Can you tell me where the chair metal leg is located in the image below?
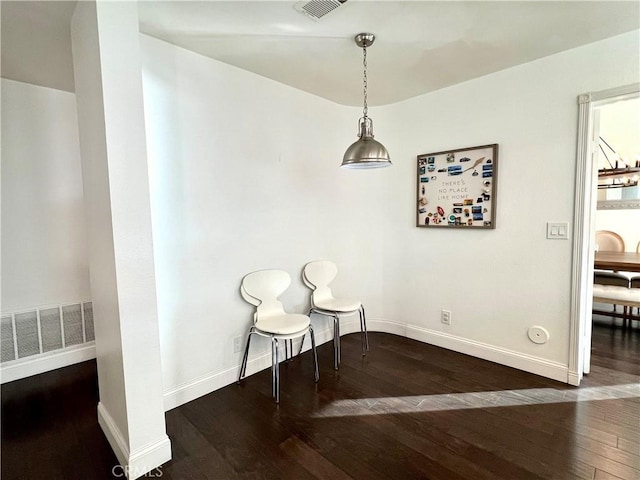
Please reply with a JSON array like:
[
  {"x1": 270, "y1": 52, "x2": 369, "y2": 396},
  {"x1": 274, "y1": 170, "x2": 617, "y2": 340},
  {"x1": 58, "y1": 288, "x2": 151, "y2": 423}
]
[
  {"x1": 359, "y1": 307, "x2": 365, "y2": 355},
  {"x1": 297, "y1": 334, "x2": 305, "y2": 356},
  {"x1": 309, "y1": 326, "x2": 319, "y2": 382},
  {"x1": 288, "y1": 339, "x2": 293, "y2": 362},
  {"x1": 275, "y1": 340, "x2": 280, "y2": 403},
  {"x1": 238, "y1": 327, "x2": 255, "y2": 383},
  {"x1": 271, "y1": 337, "x2": 276, "y2": 397},
  {"x1": 358, "y1": 306, "x2": 369, "y2": 357},
  {"x1": 271, "y1": 337, "x2": 280, "y2": 403},
  {"x1": 333, "y1": 314, "x2": 340, "y2": 370},
  {"x1": 361, "y1": 305, "x2": 369, "y2": 352}
]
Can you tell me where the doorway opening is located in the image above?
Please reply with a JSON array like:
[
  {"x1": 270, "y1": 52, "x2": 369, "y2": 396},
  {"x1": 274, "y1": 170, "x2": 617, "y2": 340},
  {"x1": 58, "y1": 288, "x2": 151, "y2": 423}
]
[{"x1": 570, "y1": 83, "x2": 640, "y2": 385}]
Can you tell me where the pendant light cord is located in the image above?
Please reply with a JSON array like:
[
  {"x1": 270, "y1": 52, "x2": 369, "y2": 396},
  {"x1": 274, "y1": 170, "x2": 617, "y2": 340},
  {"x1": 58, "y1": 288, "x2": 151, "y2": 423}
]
[{"x1": 362, "y1": 46, "x2": 368, "y2": 118}]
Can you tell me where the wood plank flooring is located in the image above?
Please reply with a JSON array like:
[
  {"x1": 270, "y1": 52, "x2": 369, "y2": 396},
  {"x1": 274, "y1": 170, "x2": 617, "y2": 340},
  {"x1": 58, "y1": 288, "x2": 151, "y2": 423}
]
[{"x1": 2, "y1": 320, "x2": 639, "y2": 479}]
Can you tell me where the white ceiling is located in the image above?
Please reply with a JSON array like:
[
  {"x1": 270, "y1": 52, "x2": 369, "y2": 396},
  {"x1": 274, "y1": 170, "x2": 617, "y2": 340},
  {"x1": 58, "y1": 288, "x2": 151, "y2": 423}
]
[
  {"x1": 2, "y1": 1, "x2": 639, "y2": 106},
  {"x1": 1, "y1": 1, "x2": 78, "y2": 93}
]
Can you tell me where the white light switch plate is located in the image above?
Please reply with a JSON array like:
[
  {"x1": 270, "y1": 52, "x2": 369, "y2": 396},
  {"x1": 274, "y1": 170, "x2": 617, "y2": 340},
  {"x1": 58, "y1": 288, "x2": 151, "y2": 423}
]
[{"x1": 547, "y1": 222, "x2": 569, "y2": 240}]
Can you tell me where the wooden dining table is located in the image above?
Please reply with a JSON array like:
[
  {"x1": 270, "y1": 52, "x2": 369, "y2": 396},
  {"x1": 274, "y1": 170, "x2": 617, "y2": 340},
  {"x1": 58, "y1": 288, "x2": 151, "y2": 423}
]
[{"x1": 595, "y1": 251, "x2": 640, "y2": 273}]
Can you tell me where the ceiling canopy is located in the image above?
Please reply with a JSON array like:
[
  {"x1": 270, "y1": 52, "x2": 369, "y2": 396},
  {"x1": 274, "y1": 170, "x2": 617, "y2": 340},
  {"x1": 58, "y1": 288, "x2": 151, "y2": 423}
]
[{"x1": 2, "y1": 1, "x2": 639, "y2": 106}]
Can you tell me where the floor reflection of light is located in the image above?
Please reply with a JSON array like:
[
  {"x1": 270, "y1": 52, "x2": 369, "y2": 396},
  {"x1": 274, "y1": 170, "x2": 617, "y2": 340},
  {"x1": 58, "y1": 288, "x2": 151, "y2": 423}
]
[{"x1": 312, "y1": 384, "x2": 640, "y2": 418}]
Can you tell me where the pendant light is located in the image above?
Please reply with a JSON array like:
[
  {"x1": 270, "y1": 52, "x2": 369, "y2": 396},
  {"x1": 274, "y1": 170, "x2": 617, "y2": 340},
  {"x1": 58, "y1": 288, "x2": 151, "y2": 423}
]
[{"x1": 341, "y1": 33, "x2": 392, "y2": 169}]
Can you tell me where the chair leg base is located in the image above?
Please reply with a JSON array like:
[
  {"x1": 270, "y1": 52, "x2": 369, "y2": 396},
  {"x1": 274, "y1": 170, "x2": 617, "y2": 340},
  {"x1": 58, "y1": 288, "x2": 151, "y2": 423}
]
[
  {"x1": 238, "y1": 328, "x2": 256, "y2": 384},
  {"x1": 310, "y1": 326, "x2": 319, "y2": 382},
  {"x1": 240, "y1": 328, "x2": 318, "y2": 405},
  {"x1": 360, "y1": 305, "x2": 369, "y2": 355},
  {"x1": 337, "y1": 315, "x2": 341, "y2": 369},
  {"x1": 272, "y1": 337, "x2": 280, "y2": 403},
  {"x1": 310, "y1": 306, "x2": 369, "y2": 371}
]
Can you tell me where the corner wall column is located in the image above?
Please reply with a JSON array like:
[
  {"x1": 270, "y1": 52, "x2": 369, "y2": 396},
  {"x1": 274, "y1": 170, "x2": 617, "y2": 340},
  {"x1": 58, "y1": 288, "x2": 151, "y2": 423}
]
[{"x1": 70, "y1": 1, "x2": 171, "y2": 477}]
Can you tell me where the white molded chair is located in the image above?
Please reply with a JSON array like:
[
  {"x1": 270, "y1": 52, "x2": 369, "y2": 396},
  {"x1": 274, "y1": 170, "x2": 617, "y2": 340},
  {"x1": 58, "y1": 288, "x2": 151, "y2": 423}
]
[
  {"x1": 302, "y1": 260, "x2": 368, "y2": 370},
  {"x1": 238, "y1": 270, "x2": 319, "y2": 403}
]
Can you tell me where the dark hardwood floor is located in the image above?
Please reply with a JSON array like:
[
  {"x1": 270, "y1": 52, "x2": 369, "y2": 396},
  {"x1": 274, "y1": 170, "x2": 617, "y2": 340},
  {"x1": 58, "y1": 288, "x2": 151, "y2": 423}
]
[{"x1": 2, "y1": 320, "x2": 639, "y2": 479}]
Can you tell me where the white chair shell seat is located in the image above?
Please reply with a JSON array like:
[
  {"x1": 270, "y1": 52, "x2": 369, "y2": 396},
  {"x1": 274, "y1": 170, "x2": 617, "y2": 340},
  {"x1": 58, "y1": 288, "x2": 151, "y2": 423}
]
[
  {"x1": 313, "y1": 298, "x2": 361, "y2": 312},
  {"x1": 255, "y1": 314, "x2": 310, "y2": 336},
  {"x1": 238, "y1": 269, "x2": 319, "y2": 403},
  {"x1": 303, "y1": 260, "x2": 369, "y2": 370}
]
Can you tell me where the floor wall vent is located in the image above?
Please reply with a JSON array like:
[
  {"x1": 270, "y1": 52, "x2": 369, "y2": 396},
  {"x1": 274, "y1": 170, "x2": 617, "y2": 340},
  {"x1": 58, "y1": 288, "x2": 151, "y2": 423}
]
[{"x1": 1, "y1": 302, "x2": 94, "y2": 364}]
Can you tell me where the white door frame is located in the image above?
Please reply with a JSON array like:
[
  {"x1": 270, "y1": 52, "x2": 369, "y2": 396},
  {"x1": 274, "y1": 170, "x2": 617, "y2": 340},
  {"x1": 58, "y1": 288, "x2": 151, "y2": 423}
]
[{"x1": 568, "y1": 82, "x2": 640, "y2": 386}]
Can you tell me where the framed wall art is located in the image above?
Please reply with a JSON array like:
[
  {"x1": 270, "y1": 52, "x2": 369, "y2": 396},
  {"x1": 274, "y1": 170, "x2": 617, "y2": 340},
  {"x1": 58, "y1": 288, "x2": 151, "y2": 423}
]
[{"x1": 417, "y1": 144, "x2": 498, "y2": 229}]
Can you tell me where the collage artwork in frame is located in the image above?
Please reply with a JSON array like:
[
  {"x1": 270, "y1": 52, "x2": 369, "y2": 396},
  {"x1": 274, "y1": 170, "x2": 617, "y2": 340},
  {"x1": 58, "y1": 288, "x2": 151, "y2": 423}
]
[{"x1": 417, "y1": 144, "x2": 498, "y2": 229}]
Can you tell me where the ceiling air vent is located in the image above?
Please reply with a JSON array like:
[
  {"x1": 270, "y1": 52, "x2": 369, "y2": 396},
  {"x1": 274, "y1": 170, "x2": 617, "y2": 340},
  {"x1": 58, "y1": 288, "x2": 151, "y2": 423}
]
[{"x1": 295, "y1": 0, "x2": 347, "y2": 21}]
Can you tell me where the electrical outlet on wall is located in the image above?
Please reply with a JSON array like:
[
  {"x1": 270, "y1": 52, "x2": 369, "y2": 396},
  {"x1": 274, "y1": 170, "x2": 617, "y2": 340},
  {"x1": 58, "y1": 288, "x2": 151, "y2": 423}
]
[
  {"x1": 233, "y1": 336, "x2": 242, "y2": 353},
  {"x1": 441, "y1": 309, "x2": 451, "y2": 325}
]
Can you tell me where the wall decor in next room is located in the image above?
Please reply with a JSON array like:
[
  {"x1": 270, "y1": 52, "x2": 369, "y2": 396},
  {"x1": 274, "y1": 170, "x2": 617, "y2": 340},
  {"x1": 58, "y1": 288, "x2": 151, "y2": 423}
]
[{"x1": 417, "y1": 144, "x2": 498, "y2": 229}]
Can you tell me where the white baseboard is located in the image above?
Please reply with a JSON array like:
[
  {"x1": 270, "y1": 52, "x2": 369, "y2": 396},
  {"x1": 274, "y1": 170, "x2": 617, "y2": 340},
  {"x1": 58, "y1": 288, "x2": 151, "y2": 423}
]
[
  {"x1": 1, "y1": 343, "x2": 96, "y2": 384},
  {"x1": 368, "y1": 318, "x2": 569, "y2": 383},
  {"x1": 98, "y1": 401, "x2": 130, "y2": 467},
  {"x1": 163, "y1": 317, "x2": 569, "y2": 411},
  {"x1": 127, "y1": 437, "x2": 172, "y2": 480},
  {"x1": 567, "y1": 370, "x2": 581, "y2": 386},
  {"x1": 98, "y1": 402, "x2": 172, "y2": 480},
  {"x1": 163, "y1": 320, "x2": 345, "y2": 411}
]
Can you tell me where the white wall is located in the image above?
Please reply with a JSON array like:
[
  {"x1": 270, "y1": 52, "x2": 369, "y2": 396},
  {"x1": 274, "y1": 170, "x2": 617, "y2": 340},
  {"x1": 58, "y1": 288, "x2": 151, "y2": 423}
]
[
  {"x1": 377, "y1": 30, "x2": 640, "y2": 368},
  {"x1": 142, "y1": 30, "x2": 639, "y2": 404},
  {"x1": 140, "y1": 35, "x2": 388, "y2": 406},
  {"x1": 1, "y1": 78, "x2": 89, "y2": 312},
  {"x1": 5, "y1": 27, "x2": 637, "y2": 409}
]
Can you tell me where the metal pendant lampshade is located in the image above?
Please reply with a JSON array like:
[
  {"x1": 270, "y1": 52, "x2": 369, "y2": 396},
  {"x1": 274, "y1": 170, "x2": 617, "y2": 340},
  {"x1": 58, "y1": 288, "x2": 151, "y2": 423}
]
[{"x1": 341, "y1": 33, "x2": 391, "y2": 169}]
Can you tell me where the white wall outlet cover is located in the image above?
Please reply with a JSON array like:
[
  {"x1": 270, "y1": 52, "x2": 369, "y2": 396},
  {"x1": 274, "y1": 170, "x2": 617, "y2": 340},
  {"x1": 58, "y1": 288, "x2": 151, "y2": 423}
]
[{"x1": 527, "y1": 326, "x2": 550, "y2": 344}]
